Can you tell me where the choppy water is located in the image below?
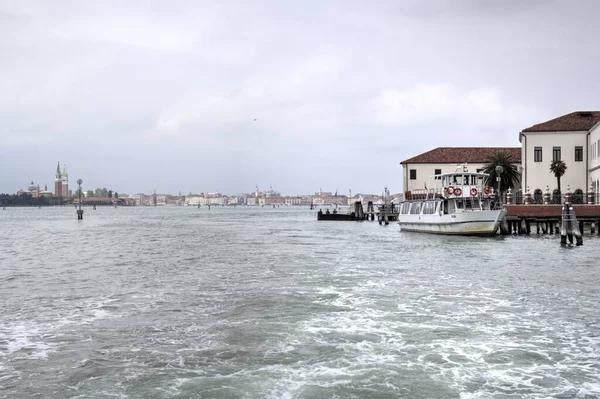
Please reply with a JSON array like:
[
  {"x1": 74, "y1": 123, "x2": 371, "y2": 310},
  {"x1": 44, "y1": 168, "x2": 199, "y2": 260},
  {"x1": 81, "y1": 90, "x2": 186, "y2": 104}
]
[{"x1": 1, "y1": 206, "x2": 599, "y2": 398}]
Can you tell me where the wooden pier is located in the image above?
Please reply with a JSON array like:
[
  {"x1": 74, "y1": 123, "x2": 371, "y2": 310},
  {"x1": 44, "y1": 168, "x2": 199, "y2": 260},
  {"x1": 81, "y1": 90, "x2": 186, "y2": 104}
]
[
  {"x1": 317, "y1": 200, "x2": 399, "y2": 223},
  {"x1": 502, "y1": 204, "x2": 600, "y2": 236}
]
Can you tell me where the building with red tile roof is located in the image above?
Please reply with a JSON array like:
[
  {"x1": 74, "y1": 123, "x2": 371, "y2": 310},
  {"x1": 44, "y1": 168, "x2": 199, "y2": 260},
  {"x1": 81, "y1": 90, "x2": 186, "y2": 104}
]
[
  {"x1": 400, "y1": 147, "x2": 521, "y2": 193},
  {"x1": 519, "y1": 111, "x2": 600, "y2": 195}
]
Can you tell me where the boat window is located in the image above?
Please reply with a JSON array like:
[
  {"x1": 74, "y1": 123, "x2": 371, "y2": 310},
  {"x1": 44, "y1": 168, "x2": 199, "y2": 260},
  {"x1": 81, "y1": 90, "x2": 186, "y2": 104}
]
[
  {"x1": 455, "y1": 199, "x2": 464, "y2": 210},
  {"x1": 402, "y1": 203, "x2": 411, "y2": 214},
  {"x1": 464, "y1": 198, "x2": 472, "y2": 210},
  {"x1": 453, "y1": 175, "x2": 461, "y2": 185},
  {"x1": 470, "y1": 175, "x2": 477, "y2": 185},
  {"x1": 410, "y1": 202, "x2": 422, "y2": 215},
  {"x1": 410, "y1": 202, "x2": 421, "y2": 214},
  {"x1": 435, "y1": 201, "x2": 441, "y2": 213},
  {"x1": 463, "y1": 175, "x2": 469, "y2": 185},
  {"x1": 443, "y1": 200, "x2": 448, "y2": 214},
  {"x1": 472, "y1": 198, "x2": 480, "y2": 210},
  {"x1": 422, "y1": 201, "x2": 436, "y2": 214}
]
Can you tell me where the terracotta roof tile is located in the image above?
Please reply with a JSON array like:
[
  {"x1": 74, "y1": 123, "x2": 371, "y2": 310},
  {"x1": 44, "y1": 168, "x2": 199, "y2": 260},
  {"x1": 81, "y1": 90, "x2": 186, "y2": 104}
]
[
  {"x1": 522, "y1": 111, "x2": 600, "y2": 132},
  {"x1": 401, "y1": 147, "x2": 521, "y2": 164}
]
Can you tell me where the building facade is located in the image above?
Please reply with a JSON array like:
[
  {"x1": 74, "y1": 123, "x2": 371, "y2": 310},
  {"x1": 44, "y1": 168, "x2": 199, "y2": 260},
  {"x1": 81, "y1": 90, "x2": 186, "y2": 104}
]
[
  {"x1": 519, "y1": 111, "x2": 600, "y2": 195},
  {"x1": 400, "y1": 147, "x2": 522, "y2": 194}
]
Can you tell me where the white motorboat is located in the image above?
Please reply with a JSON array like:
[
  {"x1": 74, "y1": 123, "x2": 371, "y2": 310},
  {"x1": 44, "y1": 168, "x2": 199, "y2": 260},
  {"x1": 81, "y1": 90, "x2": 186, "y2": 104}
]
[{"x1": 397, "y1": 165, "x2": 506, "y2": 236}]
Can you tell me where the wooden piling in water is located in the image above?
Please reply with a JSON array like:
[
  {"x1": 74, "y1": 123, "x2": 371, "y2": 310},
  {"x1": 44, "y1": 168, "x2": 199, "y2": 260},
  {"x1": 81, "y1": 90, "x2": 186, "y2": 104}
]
[{"x1": 500, "y1": 218, "x2": 509, "y2": 235}]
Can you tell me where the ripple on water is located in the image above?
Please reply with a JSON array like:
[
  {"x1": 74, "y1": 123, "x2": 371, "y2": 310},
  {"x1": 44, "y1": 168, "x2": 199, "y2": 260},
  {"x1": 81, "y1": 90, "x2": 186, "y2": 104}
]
[{"x1": 1, "y1": 207, "x2": 600, "y2": 398}]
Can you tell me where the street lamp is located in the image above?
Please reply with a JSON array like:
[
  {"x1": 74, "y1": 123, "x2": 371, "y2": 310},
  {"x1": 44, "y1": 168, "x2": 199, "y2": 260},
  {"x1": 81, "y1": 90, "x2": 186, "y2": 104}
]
[{"x1": 495, "y1": 165, "x2": 504, "y2": 204}]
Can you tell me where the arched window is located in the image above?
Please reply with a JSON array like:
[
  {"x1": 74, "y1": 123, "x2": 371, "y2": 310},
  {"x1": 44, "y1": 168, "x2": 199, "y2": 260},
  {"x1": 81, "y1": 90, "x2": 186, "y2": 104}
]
[
  {"x1": 534, "y1": 189, "x2": 543, "y2": 204},
  {"x1": 573, "y1": 189, "x2": 584, "y2": 204},
  {"x1": 552, "y1": 188, "x2": 561, "y2": 204}
]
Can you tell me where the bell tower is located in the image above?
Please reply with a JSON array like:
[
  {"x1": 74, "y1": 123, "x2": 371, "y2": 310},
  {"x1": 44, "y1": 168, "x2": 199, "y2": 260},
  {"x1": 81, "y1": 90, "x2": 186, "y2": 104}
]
[
  {"x1": 62, "y1": 164, "x2": 69, "y2": 197},
  {"x1": 54, "y1": 161, "x2": 63, "y2": 197}
]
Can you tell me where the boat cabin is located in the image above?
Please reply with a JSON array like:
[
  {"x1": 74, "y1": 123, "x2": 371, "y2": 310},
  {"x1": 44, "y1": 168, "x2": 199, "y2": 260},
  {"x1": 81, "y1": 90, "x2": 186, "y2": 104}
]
[{"x1": 406, "y1": 165, "x2": 494, "y2": 201}]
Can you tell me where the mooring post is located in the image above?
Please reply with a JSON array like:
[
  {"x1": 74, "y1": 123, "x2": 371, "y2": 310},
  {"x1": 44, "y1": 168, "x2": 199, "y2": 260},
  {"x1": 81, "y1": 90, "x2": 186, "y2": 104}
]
[
  {"x1": 573, "y1": 208, "x2": 583, "y2": 245},
  {"x1": 367, "y1": 201, "x2": 374, "y2": 221},
  {"x1": 500, "y1": 217, "x2": 508, "y2": 235},
  {"x1": 536, "y1": 222, "x2": 540, "y2": 235},
  {"x1": 591, "y1": 222, "x2": 596, "y2": 235},
  {"x1": 561, "y1": 204, "x2": 570, "y2": 244},
  {"x1": 76, "y1": 179, "x2": 84, "y2": 220}
]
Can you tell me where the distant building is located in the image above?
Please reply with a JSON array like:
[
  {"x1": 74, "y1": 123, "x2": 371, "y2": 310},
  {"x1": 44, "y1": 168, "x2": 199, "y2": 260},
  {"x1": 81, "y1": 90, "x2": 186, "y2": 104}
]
[
  {"x1": 264, "y1": 185, "x2": 280, "y2": 197},
  {"x1": 284, "y1": 196, "x2": 303, "y2": 205},
  {"x1": 185, "y1": 195, "x2": 202, "y2": 206},
  {"x1": 264, "y1": 196, "x2": 285, "y2": 205},
  {"x1": 17, "y1": 181, "x2": 52, "y2": 198}
]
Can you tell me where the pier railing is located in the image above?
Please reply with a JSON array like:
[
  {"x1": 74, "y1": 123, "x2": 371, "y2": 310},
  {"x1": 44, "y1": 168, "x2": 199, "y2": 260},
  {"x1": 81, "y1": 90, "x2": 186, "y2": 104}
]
[
  {"x1": 403, "y1": 190, "x2": 600, "y2": 205},
  {"x1": 504, "y1": 191, "x2": 600, "y2": 205}
]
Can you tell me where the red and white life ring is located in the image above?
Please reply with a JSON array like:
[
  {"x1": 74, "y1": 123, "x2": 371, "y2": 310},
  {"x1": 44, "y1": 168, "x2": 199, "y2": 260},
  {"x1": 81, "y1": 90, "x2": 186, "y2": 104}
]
[
  {"x1": 483, "y1": 186, "x2": 492, "y2": 195},
  {"x1": 470, "y1": 187, "x2": 478, "y2": 196},
  {"x1": 454, "y1": 187, "x2": 463, "y2": 196},
  {"x1": 446, "y1": 186, "x2": 455, "y2": 196}
]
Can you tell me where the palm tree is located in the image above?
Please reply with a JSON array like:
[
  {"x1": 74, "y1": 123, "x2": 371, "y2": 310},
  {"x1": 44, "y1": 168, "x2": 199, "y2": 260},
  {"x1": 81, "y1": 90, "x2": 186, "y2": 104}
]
[
  {"x1": 550, "y1": 159, "x2": 567, "y2": 194},
  {"x1": 483, "y1": 151, "x2": 521, "y2": 195}
]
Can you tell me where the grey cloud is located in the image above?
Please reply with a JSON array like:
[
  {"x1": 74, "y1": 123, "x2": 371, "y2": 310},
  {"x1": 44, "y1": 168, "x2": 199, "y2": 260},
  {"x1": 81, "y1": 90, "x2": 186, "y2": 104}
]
[{"x1": 1, "y1": 0, "x2": 600, "y2": 195}]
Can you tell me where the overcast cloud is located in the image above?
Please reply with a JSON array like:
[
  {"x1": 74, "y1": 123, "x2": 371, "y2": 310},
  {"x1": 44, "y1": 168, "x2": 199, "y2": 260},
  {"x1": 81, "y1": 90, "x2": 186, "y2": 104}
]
[{"x1": 1, "y1": 0, "x2": 599, "y2": 195}]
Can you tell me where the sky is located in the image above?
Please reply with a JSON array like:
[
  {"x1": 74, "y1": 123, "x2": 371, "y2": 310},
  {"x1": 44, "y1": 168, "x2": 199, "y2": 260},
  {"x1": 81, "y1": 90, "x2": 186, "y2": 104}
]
[{"x1": 2, "y1": 0, "x2": 600, "y2": 196}]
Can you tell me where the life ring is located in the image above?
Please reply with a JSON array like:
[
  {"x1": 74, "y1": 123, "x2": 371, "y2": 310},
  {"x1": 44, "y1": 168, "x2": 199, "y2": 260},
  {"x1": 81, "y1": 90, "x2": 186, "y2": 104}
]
[
  {"x1": 454, "y1": 187, "x2": 463, "y2": 196},
  {"x1": 483, "y1": 186, "x2": 492, "y2": 195},
  {"x1": 470, "y1": 187, "x2": 478, "y2": 196},
  {"x1": 446, "y1": 186, "x2": 454, "y2": 196}
]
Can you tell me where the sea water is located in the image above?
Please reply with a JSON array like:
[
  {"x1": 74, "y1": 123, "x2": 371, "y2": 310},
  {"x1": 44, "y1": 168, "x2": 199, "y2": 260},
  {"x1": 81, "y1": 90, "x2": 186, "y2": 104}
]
[{"x1": 1, "y1": 206, "x2": 599, "y2": 398}]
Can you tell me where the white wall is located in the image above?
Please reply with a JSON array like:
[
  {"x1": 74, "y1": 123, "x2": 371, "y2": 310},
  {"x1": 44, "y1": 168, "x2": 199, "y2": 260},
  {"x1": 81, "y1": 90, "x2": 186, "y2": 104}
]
[
  {"x1": 589, "y1": 124, "x2": 600, "y2": 193},
  {"x1": 521, "y1": 131, "x2": 587, "y2": 192}
]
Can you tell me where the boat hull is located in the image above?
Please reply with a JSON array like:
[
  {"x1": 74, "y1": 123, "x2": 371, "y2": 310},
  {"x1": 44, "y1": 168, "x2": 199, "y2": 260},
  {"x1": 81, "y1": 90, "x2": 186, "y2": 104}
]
[{"x1": 398, "y1": 210, "x2": 506, "y2": 236}]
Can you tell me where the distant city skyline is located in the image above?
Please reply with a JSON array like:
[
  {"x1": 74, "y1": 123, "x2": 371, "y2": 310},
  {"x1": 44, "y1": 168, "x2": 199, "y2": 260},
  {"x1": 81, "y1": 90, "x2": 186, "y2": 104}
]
[
  {"x1": 2, "y1": 1, "x2": 600, "y2": 194},
  {"x1": 7, "y1": 161, "x2": 386, "y2": 197}
]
